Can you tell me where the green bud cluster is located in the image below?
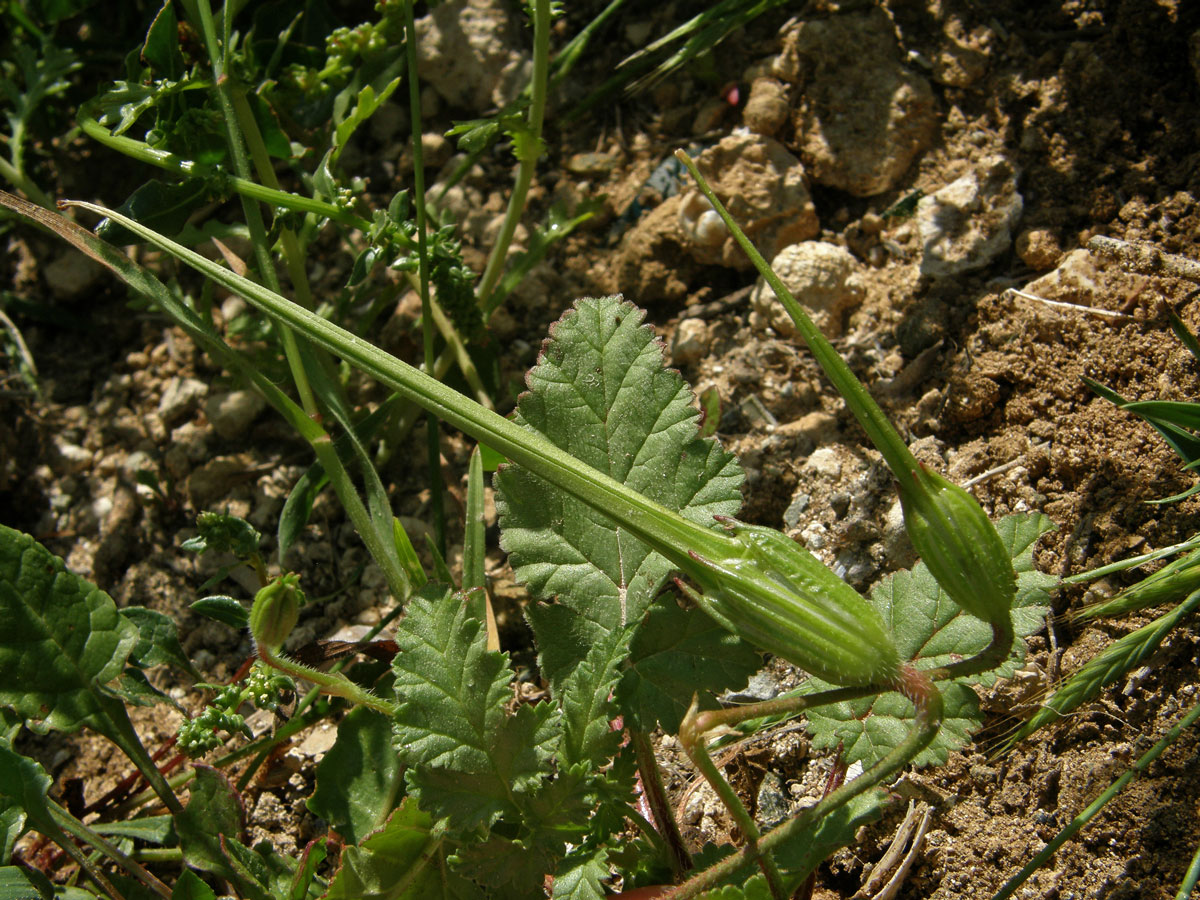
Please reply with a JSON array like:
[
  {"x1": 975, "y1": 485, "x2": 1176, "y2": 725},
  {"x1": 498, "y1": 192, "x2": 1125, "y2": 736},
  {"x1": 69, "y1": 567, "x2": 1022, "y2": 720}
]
[
  {"x1": 899, "y1": 467, "x2": 1016, "y2": 627},
  {"x1": 177, "y1": 663, "x2": 295, "y2": 758},
  {"x1": 683, "y1": 522, "x2": 902, "y2": 687}
]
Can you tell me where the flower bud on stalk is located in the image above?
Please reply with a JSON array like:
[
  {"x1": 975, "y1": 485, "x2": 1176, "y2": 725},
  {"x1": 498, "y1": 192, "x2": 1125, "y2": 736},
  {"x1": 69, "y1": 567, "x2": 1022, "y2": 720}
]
[
  {"x1": 248, "y1": 573, "x2": 304, "y2": 651},
  {"x1": 679, "y1": 521, "x2": 902, "y2": 687},
  {"x1": 899, "y1": 466, "x2": 1016, "y2": 627}
]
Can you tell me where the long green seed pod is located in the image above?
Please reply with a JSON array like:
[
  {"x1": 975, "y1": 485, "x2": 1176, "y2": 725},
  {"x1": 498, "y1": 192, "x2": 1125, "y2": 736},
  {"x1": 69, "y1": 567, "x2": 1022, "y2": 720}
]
[
  {"x1": 899, "y1": 467, "x2": 1016, "y2": 627},
  {"x1": 679, "y1": 521, "x2": 902, "y2": 687}
]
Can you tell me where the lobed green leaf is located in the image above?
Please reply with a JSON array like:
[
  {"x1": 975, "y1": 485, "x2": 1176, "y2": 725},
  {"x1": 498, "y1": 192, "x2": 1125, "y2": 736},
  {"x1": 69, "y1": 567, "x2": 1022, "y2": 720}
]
[
  {"x1": 495, "y1": 295, "x2": 743, "y2": 689},
  {"x1": 391, "y1": 586, "x2": 558, "y2": 832}
]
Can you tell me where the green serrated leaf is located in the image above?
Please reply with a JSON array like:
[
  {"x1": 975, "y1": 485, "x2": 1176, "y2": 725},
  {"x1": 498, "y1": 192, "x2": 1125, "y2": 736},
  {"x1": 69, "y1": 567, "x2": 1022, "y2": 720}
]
[
  {"x1": 450, "y1": 834, "x2": 556, "y2": 900},
  {"x1": 805, "y1": 682, "x2": 980, "y2": 769},
  {"x1": 618, "y1": 599, "x2": 761, "y2": 733},
  {"x1": 804, "y1": 513, "x2": 1054, "y2": 769},
  {"x1": 551, "y1": 846, "x2": 610, "y2": 900},
  {"x1": 121, "y1": 606, "x2": 202, "y2": 679},
  {"x1": 404, "y1": 702, "x2": 559, "y2": 834},
  {"x1": 392, "y1": 587, "x2": 559, "y2": 832},
  {"x1": 881, "y1": 512, "x2": 1055, "y2": 685},
  {"x1": 695, "y1": 874, "x2": 775, "y2": 900},
  {"x1": 495, "y1": 296, "x2": 744, "y2": 686},
  {"x1": 557, "y1": 628, "x2": 630, "y2": 768},
  {"x1": 0, "y1": 525, "x2": 139, "y2": 733},
  {"x1": 308, "y1": 707, "x2": 402, "y2": 846},
  {"x1": 322, "y1": 799, "x2": 452, "y2": 900}
]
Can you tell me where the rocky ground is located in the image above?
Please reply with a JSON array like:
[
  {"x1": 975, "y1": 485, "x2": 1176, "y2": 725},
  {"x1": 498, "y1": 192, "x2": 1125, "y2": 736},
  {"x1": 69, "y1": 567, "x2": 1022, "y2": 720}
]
[{"x1": 4, "y1": 1, "x2": 1200, "y2": 897}]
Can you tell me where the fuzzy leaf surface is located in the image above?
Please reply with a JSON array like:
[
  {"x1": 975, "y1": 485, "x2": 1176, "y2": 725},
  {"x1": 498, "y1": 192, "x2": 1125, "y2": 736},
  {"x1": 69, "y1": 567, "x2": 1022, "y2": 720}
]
[
  {"x1": 551, "y1": 846, "x2": 610, "y2": 900},
  {"x1": 556, "y1": 627, "x2": 631, "y2": 769},
  {"x1": 495, "y1": 296, "x2": 744, "y2": 685},
  {"x1": 309, "y1": 707, "x2": 403, "y2": 845},
  {"x1": 0, "y1": 525, "x2": 138, "y2": 732},
  {"x1": 392, "y1": 588, "x2": 558, "y2": 832},
  {"x1": 805, "y1": 513, "x2": 1055, "y2": 768}
]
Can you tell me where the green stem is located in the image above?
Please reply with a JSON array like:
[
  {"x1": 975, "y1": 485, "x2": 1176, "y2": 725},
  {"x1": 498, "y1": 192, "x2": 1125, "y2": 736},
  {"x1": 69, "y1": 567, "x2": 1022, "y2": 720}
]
[
  {"x1": 96, "y1": 693, "x2": 184, "y2": 818},
  {"x1": 1176, "y1": 838, "x2": 1200, "y2": 900},
  {"x1": 666, "y1": 667, "x2": 943, "y2": 899},
  {"x1": 256, "y1": 641, "x2": 398, "y2": 718},
  {"x1": 674, "y1": 150, "x2": 919, "y2": 481},
  {"x1": 0, "y1": 154, "x2": 53, "y2": 208},
  {"x1": 36, "y1": 807, "x2": 127, "y2": 900},
  {"x1": 678, "y1": 700, "x2": 786, "y2": 898},
  {"x1": 477, "y1": 0, "x2": 551, "y2": 310},
  {"x1": 192, "y1": 0, "x2": 318, "y2": 418},
  {"x1": 401, "y1": 0, "x2": 445, "y2": 556},
  {"x1": 993, "y1": 699, "x2": 1200, "y2": 900}
]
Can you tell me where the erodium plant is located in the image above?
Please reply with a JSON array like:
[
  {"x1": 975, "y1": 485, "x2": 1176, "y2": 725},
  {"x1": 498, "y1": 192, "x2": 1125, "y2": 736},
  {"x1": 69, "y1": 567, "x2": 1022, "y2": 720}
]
[
  {"x1": 0, "y1": 180, "x2": 1056, "y2": 899},
  {"x1": 0, "y1": 2, "x2": 1066, "y2": 897}
]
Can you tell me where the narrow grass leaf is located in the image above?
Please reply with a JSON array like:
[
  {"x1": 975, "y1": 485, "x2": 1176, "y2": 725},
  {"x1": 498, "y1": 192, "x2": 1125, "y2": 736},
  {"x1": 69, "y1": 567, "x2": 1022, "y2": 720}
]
[{"x1": 1000, "y1": 587, "x2": 1200, "y2": 752}]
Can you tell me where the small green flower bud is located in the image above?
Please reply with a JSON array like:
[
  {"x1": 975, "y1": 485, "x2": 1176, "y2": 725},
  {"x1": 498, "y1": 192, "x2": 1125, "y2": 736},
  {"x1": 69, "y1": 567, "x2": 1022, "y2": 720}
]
[
  {"x1": 248, "y1": 573, "x2": 304, "y2": 650},
  {"x1": 899, "y1": 467, "x2": 1016, "y2": 627},
  {"x1": 683, "y1": 521, "x2": 902, "y2": 687}
]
